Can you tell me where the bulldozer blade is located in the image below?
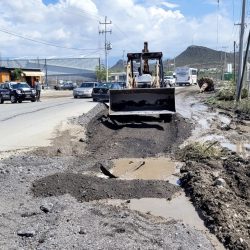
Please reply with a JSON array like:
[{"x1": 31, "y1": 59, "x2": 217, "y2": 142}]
[{"x1": 109, "y1": 88, "x2": 176, "y2": 116}]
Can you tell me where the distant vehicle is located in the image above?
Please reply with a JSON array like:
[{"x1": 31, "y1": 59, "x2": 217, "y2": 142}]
[
  {"x1": 164, "y1": 76, "x2": 176, "y2": 87},
  {"x1": 92, "y1": 82, "x2": 123, "y2": 102},
  {"x1": 73, "y1": 82, "x2": 99, "y2": 98},
  {"x1": 0, "y1": 82, "x2": 36, "y2": 103},
  {"x1": 175, "y1": 67, "x2": 197, "y2": 86},
  {"x1": 55, "y1": 82, "x2": 77, "y2": 90}
]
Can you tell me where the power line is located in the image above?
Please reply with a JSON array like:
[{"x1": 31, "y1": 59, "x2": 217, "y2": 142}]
[{"x1": 0, "y1": 28, "x2": 100, "y2": 51}]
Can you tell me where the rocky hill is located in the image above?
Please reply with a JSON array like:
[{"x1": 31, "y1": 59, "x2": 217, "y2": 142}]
[
  {"x1": 172, "y1": 45, "x2": 235, "y2": 69},
  {"x1": 111, "y1": 45, "x2": 236, "y2": 72}
]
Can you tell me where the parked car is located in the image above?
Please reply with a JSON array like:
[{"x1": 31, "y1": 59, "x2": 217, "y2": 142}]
[
  {"x1": 73, "y1": 82, "x2": 99, "y2": 98},
  {"x1": 92, "y1": 82, "x2": 123, "y2": 102},
  {"x1": 54, "y1": 82, "x2": 77, "y2": 90},
  {"x1": 0, "y1": 82, "x2": 36, "y2": 103},
  {"x1": 164, "y1": 76, "x2": 176, "y2": 87}
]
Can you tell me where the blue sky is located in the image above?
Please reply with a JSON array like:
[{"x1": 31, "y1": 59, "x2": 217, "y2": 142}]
[
  {"x1": 0, "y1": 0, "x2": 247, "y2": 65},
  {"x1": 41, "y1": 0, "x2": 242, "y2": 24},
  {"x1": 42, "y1": 0, "x2": 58, "y2": 5}
]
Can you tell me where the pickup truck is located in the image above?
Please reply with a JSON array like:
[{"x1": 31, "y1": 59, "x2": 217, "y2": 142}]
[{"x1": 0, "y1": 82, "x2": 36, "y2": 104}]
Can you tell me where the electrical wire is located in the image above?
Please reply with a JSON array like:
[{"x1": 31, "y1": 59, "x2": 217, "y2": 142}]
[{"x1": 0, "y1": 28, "x2": 100, "y2": 51}]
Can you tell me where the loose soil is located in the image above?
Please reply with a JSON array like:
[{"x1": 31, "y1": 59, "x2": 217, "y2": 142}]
[
  {"x1": 0, "y1": 86, "x2": 249, "y2": 249},
  {"x1": 180, "y1": 153, "x2": 249, "y2": 250}
]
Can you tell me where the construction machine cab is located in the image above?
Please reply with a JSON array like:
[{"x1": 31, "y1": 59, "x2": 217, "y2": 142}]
[
  {"x1": 126, "y1": 42, "x2": 164, "y2": 89},
  {"x1": 109, "y1": 42, "x2": 176, "y2": 116}
]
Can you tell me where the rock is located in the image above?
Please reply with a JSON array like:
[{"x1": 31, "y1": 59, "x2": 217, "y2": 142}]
[
  {"x1": 220, "y1": 124, "x2": 230, "y2": 131},
  {"x1": 115, "y1": 228, "x2": 125, "y2": 233},
  {"x1": 40, "y1": 202, "x2": 53, "y2": 213},
  {"x1": 215, "y1": 178, "x2": 226, "y2": 187},
  {"x1": 17, "y1": 228, "x2": 36, "y2": 237},
  {"x1": 79, "y1": 138, "x2": 85, "y2": 142},
  {"x1": 212, "y1": 171, "x2": 220, "y2": 178},
  {"x1": 79, "y1": 227, "x2": 87, "y2": 235},
  {"x1": 229, "y1": 123, "x2": 237, "y2": 130}
]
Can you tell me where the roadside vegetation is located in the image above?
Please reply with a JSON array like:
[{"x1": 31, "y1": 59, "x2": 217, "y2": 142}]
[
  {"x1": 177, "y1": 141, "x2": 225, "y2": 161},
  {"x1": 205, "y1": 80, "x2": 250, "y2": 115}
]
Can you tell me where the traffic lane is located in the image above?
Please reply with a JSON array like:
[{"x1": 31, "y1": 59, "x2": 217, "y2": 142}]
[
  {"x1": 0, "y1": 97, "x2": 96, "y2": 151},
  {"x1": 0, "y1": 96, "x2": 84, "y2": 121}
]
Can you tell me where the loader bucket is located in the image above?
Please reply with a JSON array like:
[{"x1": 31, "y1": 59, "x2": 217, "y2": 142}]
[{"x1": 109, "y1": 88, "x2": 175, "y2": 116}]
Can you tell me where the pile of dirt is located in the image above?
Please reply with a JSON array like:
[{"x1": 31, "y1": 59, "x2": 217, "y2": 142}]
[
  {"x1": 32, "y1": 172, "x2": 180, "y2": 202},
  {"x1": 180, "y1": 153, "x2": 249, "y2": 250},
  {"x1": 0, "y1": 102, "x2": 216, "y2": 249},
  {"x1": 83, "y1": 109, "x2": 193, "y2": 159},
  {"x1": 198, "y1": 78, "x2": 215, "y2": 92}
]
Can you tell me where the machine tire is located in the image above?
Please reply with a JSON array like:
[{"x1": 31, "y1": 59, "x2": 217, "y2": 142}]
[
  {"x1": 160, "y1": 114, "x2": 172, "y2": 123},
  {"x1": 74, "y1": 95, "x2": 77, "y2": 99},
  {"x1": 31, "y1": 99, "x2": 36, "y2": 102},
  {"x1": 10, "y1": 95, "x2": 17, "y2": 103},
  {"x1": 18, "y1": 100, "x2": 22, "y2": 103},
  {"x1": 0, "y1": 96, "x2": 4, "y2": 104}
]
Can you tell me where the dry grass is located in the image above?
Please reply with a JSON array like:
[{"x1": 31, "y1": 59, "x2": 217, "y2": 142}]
[{"x1": 178, "y1": 141, "x2": 224, "y2": 161}]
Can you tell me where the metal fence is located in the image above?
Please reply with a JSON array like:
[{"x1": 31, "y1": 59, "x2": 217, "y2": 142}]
[{"x1": 0, "y1": 57, "x2": 100, "y2": 85}]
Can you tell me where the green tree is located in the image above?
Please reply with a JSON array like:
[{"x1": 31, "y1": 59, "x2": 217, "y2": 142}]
[
  {"x1": 95, "y1": 64, "x2": 107, "y2": 82},
  {"x1": 11, "y1": 68, "x2": 23, "y2": 81}
]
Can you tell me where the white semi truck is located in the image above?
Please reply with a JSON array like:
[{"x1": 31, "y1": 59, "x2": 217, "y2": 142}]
[{"x1": 175, "y1": 67, "x2": 197, "y2": 86}]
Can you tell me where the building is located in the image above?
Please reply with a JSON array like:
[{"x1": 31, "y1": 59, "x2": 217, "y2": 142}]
[
  {"x1": 0, "y1": 67, "x2": 44, "y2": 87},
  {"x1": 0, "y1": 67, "x2": 11, "y2": 82}
]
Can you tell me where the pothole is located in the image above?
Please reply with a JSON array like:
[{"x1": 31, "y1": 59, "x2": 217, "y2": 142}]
[
  {"x1": 96, "y1": 194, "x2": 225, "y2": 250},
  {"x1": 221, "y1": 142, "x2": 250, "y2": 158},
  {"x1": 110, "y1": 157, "x2": 181, "y2": 181}
]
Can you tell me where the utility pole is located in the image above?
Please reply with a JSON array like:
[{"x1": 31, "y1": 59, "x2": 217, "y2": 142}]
[
  {"x1": 122, "y1": 50, "x2": 126, "y2": 69},
  {"x1": 99, "y1": 16, "x2": 112, "y2": 82},
  {"x1": 236, "y1": 0, "x2": 246, "y2": 102},
  {"x1": 238, "y1": 30, "x2": 250, "y2": 99},
  {"x1": 233, "y1": 41, "x2": 237, "y2": 82},
  {"x1": 221, "y1": 46, "x2": 228, "y2": 80},
  {"x1": 45, "y1": 58, "x2": 48, "y2": 87}
]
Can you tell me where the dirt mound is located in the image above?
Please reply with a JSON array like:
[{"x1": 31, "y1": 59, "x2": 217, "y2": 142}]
[
  {"x1": 84, "y1": 109, "x2": 192, "y2": 159},
  {"x1": 32, "y1": 173, "x2": 180, "y2": 202},
  {"x1": 198, "y1": 78, "x2": 215, "y2": 92},
  {"x1": 180, "y1": 154, "x2": 249, "y2": 250}
]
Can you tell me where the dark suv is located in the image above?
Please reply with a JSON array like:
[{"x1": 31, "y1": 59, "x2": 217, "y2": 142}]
[{"x1": 0, "y1": 82, "x2": 36, "y2": 104}]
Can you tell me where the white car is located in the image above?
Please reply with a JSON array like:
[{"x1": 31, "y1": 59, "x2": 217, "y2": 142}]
[
  {"x1": 164, "y1": 76, "x2": 176, "y2": 87},
  {"x1": 73, "y1": 82, "x2": 98, "y2": 98}
]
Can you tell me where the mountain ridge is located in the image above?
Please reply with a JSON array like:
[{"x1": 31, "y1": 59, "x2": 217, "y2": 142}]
[{"x1": 110, "y1": 45, "x2": 236, "y2": 72}]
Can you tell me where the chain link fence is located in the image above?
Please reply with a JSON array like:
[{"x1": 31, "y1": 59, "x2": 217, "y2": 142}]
[{"x1": 0, "y1": 57, "x2": 100, "y2": 85}]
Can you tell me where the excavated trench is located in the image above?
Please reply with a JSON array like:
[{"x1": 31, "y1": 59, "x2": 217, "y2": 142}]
[
  {"x1": 32, "y1": 102, "x2": 225, "y2": 249},
  {"x1": 1, "y1": 86, "x2": 248, "y2": 249}
]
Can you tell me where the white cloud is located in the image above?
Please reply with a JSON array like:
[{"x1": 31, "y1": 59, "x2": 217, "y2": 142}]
[
  {"x1": 0, "y1": 0, "x2": 235, "y2": 62},
  {"x1": 160, "y1": 1, "x2": 179, "y2": 9}
]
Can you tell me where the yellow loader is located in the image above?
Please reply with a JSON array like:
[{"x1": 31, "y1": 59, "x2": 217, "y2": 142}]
[{"x1": 109, "y1": 42, "x2": 175, "y2": 116}]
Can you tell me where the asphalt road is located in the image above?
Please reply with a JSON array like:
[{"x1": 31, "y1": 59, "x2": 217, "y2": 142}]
[
  {"x1": 0, "y1": 97, "x2": 96, "y2": 152},
  {"x1": 0, "y1": 86, "x2": 195, "y2": 153}
]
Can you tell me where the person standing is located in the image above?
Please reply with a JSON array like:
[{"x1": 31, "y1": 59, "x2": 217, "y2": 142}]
[{"x1": 34, "y1": 79, "x2": 42, "y2": 102}]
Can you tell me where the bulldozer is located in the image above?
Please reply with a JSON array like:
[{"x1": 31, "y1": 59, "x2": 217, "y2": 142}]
[{"x1": 109, "y1": 42, "x2": 176, "y2": 116}]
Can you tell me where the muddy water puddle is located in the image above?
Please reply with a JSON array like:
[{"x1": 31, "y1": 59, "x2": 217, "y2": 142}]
[
  {"x1": 95, "y1": 157, "x2": 224, "y2": 249},
  {"x1": 111, "y1": 157, "x2": 181, "y2": 180},
  {"x1": 178, "y1": 97, "x2": 250, "y2": 158},
  {"x1": 221, "y1": 142, "x2": 250, "y2": 157},
  {"x1": 97, "y1": 194, "x2": 224, "y2": 249}
]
